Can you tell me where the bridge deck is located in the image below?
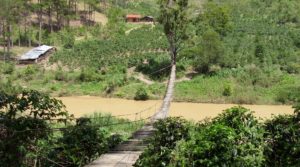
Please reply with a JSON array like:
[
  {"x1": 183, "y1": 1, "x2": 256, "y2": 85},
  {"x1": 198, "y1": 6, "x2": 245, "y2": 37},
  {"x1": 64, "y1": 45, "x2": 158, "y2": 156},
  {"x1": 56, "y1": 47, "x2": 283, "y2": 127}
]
[
  {"x1": 86, "y1": 151, "x2": 142, "y2": 167},
  {"x1": 85, "y1": 124, "x2": 155, "y2": 167}
]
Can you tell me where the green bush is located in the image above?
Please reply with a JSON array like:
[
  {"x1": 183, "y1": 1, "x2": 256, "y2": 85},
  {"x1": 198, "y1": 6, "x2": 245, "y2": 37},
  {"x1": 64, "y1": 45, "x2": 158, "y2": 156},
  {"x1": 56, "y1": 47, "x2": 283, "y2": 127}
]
[
  {"x1": 23, "y1": 65, "x2": 39, "y2": 76},
  {"x1": 134, "y1": 87, "x2": 149, "y2": 101},
  {"x1": 0, "y1": 90, "x2": 68, "y2": 167},
  {"x1": 223, "y1": 84, "x2": 232, "y2": 96},
  {"x1": 134, "y1": 117, "x2": 189, "y2": 167},
  {"x1": 264, "y1": 103, "x2": 300, "y2": 166},
  {"x1": 194, "y1": 29, "x2": 224, "y2": 73},
  {"x1": 136, "y1": 54, "x2": 171, "y2": 80},
  {"x1": 59, "y1": 29, "x2": 75, "y2": 49},
  {"x1": 48, "y1": 118, "x2": 108, "y2": 167},
  {"x1": 104, "y1": 73, "x2": 127, "y2": 94},
  {"x1": 0, "y1": 62, "x2": 15, "y2": 74},
  {"x1": 276, "y1": 86, "x2": 300, "y2": 104},
  {"x1": 54, "y1": 69, "x2": 67, "y2": 81},
  {"x1": 172, "y1": 124, "x2": 239, "y2": 167},
  {"x1": 78, "y1": 68, "x2": 101, "y2": 82},
  {"x1": 171, "y1": 107, "x2": 265, "y2": 167}
]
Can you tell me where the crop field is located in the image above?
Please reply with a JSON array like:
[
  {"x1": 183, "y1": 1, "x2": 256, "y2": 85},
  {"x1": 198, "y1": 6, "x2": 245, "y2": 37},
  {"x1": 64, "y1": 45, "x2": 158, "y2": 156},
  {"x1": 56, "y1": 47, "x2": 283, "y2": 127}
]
[{"x1": 51, "y1": 26, "x2": 169, "y2": 69}]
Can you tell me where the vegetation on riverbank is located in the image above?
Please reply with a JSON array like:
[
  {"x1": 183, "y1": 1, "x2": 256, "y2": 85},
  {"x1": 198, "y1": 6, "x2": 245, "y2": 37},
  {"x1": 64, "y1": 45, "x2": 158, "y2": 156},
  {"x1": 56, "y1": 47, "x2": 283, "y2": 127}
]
[
  {"x1": 0, "y1": 89, "x2": 143, "y2": 167},
  {"x1": 1, "y1": 60, "x2": 299, "y2": 105},
  {"x1": 135, "y1": 104, "x2": 300, "y2": 167}
]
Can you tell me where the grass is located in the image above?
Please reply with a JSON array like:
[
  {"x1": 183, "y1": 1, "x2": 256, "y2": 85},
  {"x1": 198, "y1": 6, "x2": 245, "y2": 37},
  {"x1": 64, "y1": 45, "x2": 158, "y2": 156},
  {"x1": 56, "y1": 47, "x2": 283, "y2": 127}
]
[
  {"x1": 114, "y1": 82, "x2": 165, "y2": 99},
  {"x1": 86, "y1": 112, "x2": 145, "y2": 139},
  {"x1": 49, "y1": 111, "x2": 145, "y2": 140},
  {"x1": 1, "y1": 59, "x2": 299, "y2": 105},
  {"x1": 0, "y1": 46, "x2": 34, "y2": 59},
  {"x1": 1, "y1": 62, "x2": 299, "y2": 105},
  {"x1": 174, "y1": 72, "x2": 300, "y2": 104},
  {"x1": 174, "y1": 75, "x2": 229, "y2": 103}
]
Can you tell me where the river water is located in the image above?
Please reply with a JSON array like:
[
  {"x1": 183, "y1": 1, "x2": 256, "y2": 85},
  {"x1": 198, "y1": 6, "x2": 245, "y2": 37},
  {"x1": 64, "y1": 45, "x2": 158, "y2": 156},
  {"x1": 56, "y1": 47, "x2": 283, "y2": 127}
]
[{"x1": 58, "y1": 96, "x2": 294, "y2": 121}]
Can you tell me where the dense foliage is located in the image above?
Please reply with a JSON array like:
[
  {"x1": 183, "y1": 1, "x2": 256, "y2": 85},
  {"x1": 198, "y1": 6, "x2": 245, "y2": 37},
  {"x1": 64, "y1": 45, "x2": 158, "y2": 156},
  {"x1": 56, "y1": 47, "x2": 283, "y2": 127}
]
[
  {"x1": 264, "y1": 104, "x2": 300, "y2": 166},
  {"x1": 134, "y1": 117, "x2": 189, "y2": 167},
  {"x1": 172, "y1": 107, "x2": 265, "y2": 166},
  {"x1": 0, "y1": 90, "x2": 69, "y2": 167},
  {"x1": 134, "y1": 87, "x2": 149, "y2": 101},
  {"x1": 136, "y1": 104, "x2": 300, "y2": 166},
  {"x1": 48, "y1": 118, "x2": 108, "y2": 166},
  {"x1": 185, "y1": 0, "x2": 300, "y2": 74},
  {"x1": 0, "y1": 90, "x2": 144, "y2": 167}
]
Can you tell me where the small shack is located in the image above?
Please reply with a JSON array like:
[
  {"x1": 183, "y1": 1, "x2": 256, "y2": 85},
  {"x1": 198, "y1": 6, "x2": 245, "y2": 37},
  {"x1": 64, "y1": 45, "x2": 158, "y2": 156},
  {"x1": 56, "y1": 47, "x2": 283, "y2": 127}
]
[
  {"x1": 19, "y1": 45, "x2": 56, "y2": 64},
  {"x1": 126, "y1": 14, "x2": 142, "y2": 22},
  {"x1": 141, "y1": 16, "x2": 154, "y2": 22}
]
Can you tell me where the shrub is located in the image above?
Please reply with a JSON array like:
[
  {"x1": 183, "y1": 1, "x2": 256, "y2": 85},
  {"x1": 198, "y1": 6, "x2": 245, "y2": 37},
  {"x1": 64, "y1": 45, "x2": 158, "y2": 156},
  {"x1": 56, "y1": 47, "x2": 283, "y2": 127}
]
[
  {"x1": 78, "y1": 68, "x2": 101, "y2": 82},
  {"x1": 48, "y1": 118, "x2": 108, "y2": 167},
  {"x1": 276, "y1": 86, "x2": 300, "y2": 104},
  {"x1": 171, "y1": 124, "x2": 238, "y2": 167},
  {"x1": 105, "y1": 73, "x2": 127, "y2": 94},
  {"x1": 136, "y1": 54, "x2": 171, "y2": 80},
  {"x1": 171, "y1": 107, "x2": 265, "y2": 167},
  {"x1": 134, "y1": 87, "x2": 149, "y2": 101},
  {"x1": 194, "y1": 29, "x2": 224, "y2": 73},
  {"x1": 54, "y1": 69, "x2": 67, "y2": 81},
  {"x1": 0, "y1": 90, "x2": 68, "y2": 167},
  {"x1": 134, "y1": 117, "x2": 189, "y2": 167},
  {"x1": 23, "y1": 65, "x2": 39, "y2": 76},
  {"x1": 59, "y1": 29, "x2": 75, "y2": 49},
  {"x1": 0, "y1": 62, "x2": 15, "y2": 74},
  {"x1": 264, "y1": 103, "x2": 300, "y2": 166},
  {"x1": 223, "y1": 84, "x2": 232, "y2": 96},
  {"x1": 0, "y1": 78, "x2": 21, "y2": 94}
]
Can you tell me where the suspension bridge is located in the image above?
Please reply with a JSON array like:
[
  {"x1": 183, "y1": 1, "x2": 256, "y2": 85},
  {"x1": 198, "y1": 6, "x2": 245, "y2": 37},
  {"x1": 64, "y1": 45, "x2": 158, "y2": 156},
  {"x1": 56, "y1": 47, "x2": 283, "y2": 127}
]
[
  {"x1": 86, "y1": 64, "x2": 176, "y2": 167},
  {"x1": 3, "y1": 63, "x2": 176, "y2": 166}
]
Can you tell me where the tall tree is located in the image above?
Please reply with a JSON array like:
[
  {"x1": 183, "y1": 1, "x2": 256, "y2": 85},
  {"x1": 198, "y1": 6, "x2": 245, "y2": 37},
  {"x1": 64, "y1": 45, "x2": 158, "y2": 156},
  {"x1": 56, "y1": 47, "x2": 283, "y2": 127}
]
[
  {"x1": 154, "y1": 0, "x2": 189, "y2": 119},
  {"x1": 38, "y1": 0, "x2": 43, "y2": 46},
  {"x1": 0, "y1": 0, "x2": 22, "y2": 60}
]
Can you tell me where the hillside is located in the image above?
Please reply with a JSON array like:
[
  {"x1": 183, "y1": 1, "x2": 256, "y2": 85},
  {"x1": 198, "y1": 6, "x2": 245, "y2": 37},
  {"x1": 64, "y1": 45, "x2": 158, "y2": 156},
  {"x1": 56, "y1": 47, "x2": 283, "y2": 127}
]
[
  {"x1": 0, "y1": 0, "x2": 299, "y2": 105},
  {"x1": 1, "y1": 0, "x2": 300, "y2": 167}
]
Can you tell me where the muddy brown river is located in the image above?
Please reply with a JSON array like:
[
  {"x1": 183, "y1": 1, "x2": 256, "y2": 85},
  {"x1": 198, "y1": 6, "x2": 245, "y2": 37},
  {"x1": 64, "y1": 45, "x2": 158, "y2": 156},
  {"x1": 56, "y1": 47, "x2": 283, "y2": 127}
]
[{"x1": 58, "y1": 96, "x2": 294, "y2": 121}]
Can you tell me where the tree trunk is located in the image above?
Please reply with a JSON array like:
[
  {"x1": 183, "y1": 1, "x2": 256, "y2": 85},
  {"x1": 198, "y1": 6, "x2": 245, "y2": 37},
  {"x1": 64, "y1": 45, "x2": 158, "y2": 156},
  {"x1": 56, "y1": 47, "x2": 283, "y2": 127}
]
[
  {"x1": 24, "y1": 13, "x2": 28, "y2": 46},
  {"x1": 10, "y1": 25, "x2": 13, "y2": 48},
  {"x1": 48, "y1": 6, "x2": 53, "y2": 33},
  {"x1": 18, "y1": 27, "x2": 21, "y2": 47},
  {"x1": 7, "y1": 24, "x2": 11, "y2": 60},
  {"x1": 28, "y1": 28, "x2": 31, "y2": 47},
  {"x1": 2, "y1": 23, "x2": 6, "y2": 58},
  {"x1": 39, "y1": 21, "x2": 42, "y2": 46},
  {"x1": 75, "y1": 0, "x2": 77, "y2": 15},
  {"x1": 38, "y1": 0, "x2": 42, "y2": 46},
  {"x1": 67, "y1": 0, "x2": 71, "y2": 27}
]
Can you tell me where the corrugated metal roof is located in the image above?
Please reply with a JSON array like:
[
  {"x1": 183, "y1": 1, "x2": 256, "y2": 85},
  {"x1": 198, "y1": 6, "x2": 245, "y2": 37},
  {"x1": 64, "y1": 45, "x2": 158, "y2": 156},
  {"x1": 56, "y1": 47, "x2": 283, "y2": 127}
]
[
  {"x1": 20, "y1": 45, "x2": 53, "y2": 60},
  {"x1": 126, "y1": 14, "x2": 142, "y2": 19}
]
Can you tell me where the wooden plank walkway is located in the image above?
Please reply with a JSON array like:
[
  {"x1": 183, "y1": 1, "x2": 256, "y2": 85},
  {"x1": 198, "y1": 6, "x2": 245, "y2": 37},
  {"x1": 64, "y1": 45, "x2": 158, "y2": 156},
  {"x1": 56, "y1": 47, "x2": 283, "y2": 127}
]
[
  {"x1": 85, "y1": 124, "x2": 155, "y2": 167},
  {"x1": 86, "y1": 151, "x2": 142, "y2": 167}
]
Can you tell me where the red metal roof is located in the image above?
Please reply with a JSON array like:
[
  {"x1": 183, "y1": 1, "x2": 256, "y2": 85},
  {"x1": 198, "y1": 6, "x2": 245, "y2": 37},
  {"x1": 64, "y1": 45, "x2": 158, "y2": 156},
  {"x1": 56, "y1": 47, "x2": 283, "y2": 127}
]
[{"x1": 126, "y1": 14, "x2": 142, "y2": 19}]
